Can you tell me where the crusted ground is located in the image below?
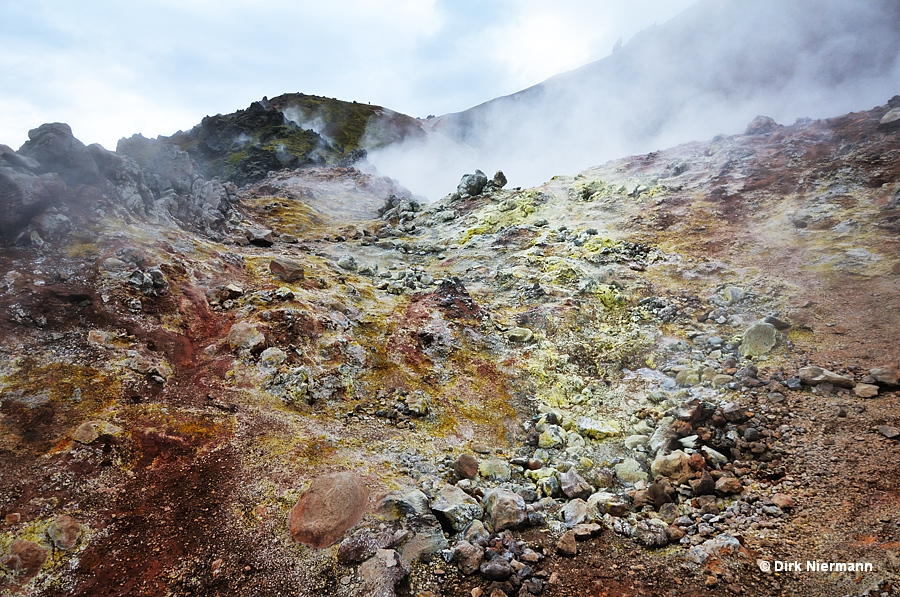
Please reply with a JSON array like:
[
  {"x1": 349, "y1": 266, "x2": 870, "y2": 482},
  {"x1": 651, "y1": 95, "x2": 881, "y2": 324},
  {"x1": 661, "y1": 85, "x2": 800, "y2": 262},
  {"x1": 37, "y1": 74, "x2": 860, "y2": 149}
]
[{"x1": 1, "y1": 102, "x2": 900, "y2": 597}]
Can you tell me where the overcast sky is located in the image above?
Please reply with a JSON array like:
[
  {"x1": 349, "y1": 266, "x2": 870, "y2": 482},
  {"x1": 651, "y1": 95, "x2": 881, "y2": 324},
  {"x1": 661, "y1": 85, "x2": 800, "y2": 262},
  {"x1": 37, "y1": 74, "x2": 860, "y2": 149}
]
[{"x1": 0, "y1": 0, "x2": 696, "y2": 150}]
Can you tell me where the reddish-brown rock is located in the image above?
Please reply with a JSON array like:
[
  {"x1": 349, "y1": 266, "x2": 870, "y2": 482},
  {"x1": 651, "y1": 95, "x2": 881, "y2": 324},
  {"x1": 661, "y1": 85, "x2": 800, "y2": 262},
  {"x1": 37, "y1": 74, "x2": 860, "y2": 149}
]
[{"x1": 289, "y1": 472, "x2": 369, "y2": 548}]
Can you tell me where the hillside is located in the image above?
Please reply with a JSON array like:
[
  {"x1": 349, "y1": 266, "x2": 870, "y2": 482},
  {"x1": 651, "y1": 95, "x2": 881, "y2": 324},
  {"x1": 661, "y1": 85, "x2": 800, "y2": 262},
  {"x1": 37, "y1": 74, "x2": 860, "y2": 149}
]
[{"x1": 1, "y1": 94, "x2": 899, "y2": 596}]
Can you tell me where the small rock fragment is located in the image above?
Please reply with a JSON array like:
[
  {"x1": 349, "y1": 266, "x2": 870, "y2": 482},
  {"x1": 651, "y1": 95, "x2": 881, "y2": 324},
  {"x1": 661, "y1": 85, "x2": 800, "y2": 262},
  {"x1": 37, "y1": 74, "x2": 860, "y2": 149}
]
[
  {"x1": 556, "y1": 530, "x2": 577, "y2": 556},
  {"x1": 877, "y1": 426, "x2": 900, "y2": 440},
  {"x1": 798, "y1": 366, "x2": 854, "y2": 388}
]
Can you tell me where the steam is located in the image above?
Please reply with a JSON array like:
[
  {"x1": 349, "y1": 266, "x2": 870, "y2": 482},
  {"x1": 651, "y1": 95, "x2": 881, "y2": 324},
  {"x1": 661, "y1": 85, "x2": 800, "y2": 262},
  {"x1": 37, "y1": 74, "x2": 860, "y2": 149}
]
[
  {"x1": 365, "y1": 0, "x2": 900, "y2": 200},
  {"x1": 283, "y1": 106, "x2": 334, "y2": 146}
]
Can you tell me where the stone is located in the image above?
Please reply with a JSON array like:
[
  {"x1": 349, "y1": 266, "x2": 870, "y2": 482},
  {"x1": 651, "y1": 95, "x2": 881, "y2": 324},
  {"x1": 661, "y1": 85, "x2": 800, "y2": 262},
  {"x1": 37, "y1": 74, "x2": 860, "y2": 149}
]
[
  {"x1": 269, "y1": 258, "x2": 305, "y2": 281},
  {"x1": 289, "y1": 472, "x2": 370, "y2": 548},
  {"x1": 675, "y1": 369, "x2": 700, "y2": 387},
  {"x1": 1, "y1": 539, "x2": 47, "y2": 578},
  {"x1": 624, "y1": 434, "x2": 650, "y2": 449},
  {"x1": 454, "y1": 454, "x2": 479, "y2": 479},
  {"x1": 575, "y1": 417, "x2": 620, "y2": 439},
  {"x1": 558, "y1": 468, "x2": 593, "y2": 500},
  {"x1": 47, "y1": 515, "x2": 81, "y2": 550},
  {"x1": 798, "y1": 366, "x2": 854, "y2": 388},
  {"x1": 880, "y1": 107, "x2": 900, "y2": 126},
  {"x1": 573, "y1": 523, "x2": 603, "y2": 540},
  {"x1": 854, "y1": 383, "x2": 879, "y2": 398},
  {"x1": 739, "y1": 322, "x2": 777, "y2": 357},
  {"x1": 480, "y1": 558, "x2": 513, "y2": 581},
  {"x1": 506, "y1": 327, "x2": 533, "y2": 343},
  {"x1": 633, "y1": 519, "x2": 669, "y2": 548},
  {"x1": 259, "y1": 347, "x2": 286, "y2": 369},
  {"x1": 19, "y1": 122, "x2": 100, "y2": 186},
  {"x1": 690, "y1": 470, "x2": 716, "y2": 496},
  {"x1": 452, "y1": 540, "x2": 484, "y2": 575},
  {"x1": 771, "y1": 494, "x2": 794, "y2": 510},
  {"x1": 478, "y1": 459, "x2": 511, "y2": 481},
  {"x1": 337, "y1": 255, "x2": 358, "y2": 271},
  {"x1": 338, "y1": 527, "x2": 395, "y2": 564},
  {"x1": 651, "y1": 450, "x2": 690, "y2": 479},
  {"x1": 463, "y1": 520, "x2": 489, "y2": 543},
  {"x1": 877, "y1": 426, "x2": 900, "y2": 440},
  {"x1": 247, "y1": 227, "x2": 274, "y2": 246},
  {"x1": 722, "y1": 402, "x2": 751, "y2": 424},
  {"x1": 562, "y1": 499, "x2": 594, "y2": 527},
  {"x1": 715, "y1": 476, "x2": 743, "y2": 496},
  {"x1": 399, "y1": 526, "x2": 448, "y2": 562},
  {"x1": 683, "y1": 535, "x2": 742, "y2": 565},
  {"x1": 457, "y1": 170, "x2": 488, "y2": 197},
  {"x1": 870, "y1": 366, "x2": 899, "y2": 386},
  {"x1": 538, "y1": 425, "x2": 566, "y2": 448},
  {"x1": 431, "y1": 484, "x2": 484, "y2": 532},
  {"x1": 763, "y1": 315, "x2": 791, "y2": 330},
  {"x1": 72, "y1": 420, "x2": 122, "y2": 444},
  {"x1": 227, "y1": 322, "x2": 265, "y2": 350},
  {"x1": 712, "y1": 374, "x2": 733, "y2": 388},
  {"x1": 615, "y1": 458, "x2": 649, "y2": 485},
  {"x1": 745, "y1": 115, "x2": 777, "y2": 135},
  {"x1": 358, "y1": 549, "x2": 410, "y2": 597},
  {"x1": 658, "y1": 502, "x2": 679, "y2": 524},
  {"x1": 483, "y1": 489, "x2": 527, "y2": 531},
  {"x1": 556, "y1": 530, "x2": 578, "y2": 556}
]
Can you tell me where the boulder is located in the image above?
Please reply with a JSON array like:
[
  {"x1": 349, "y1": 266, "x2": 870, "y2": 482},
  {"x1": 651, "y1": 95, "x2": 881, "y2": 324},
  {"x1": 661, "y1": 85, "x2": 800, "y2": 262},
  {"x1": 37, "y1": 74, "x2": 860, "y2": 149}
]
[
  {"x1": 430, "y1": 484, "x2": 483, "y2": 532},
  {"x1": 457, "y1": 170, "x2": 488, "y2": 197},
  {"x1": 745, "y1": 115, "x2": 777, "y2": 135},
  {"x1": 288, "y1": 472, "x2": 369, "y2": 548},
  {"x1": 227, "y1": 322, "x2": 265, "y2": 350},
  {"x1": 482, "y1": 489, "x2": 527, "y2": 531},
  {"x1": 798, "y1": 366, "x2": 854, "y2": 388},
  {"x1": 0, "y1": 165, "x2": 65, "y2": 238},
  {"x1": 358, "y1": 549, "x2": 410, "y2": 597},
  {"x1": 48, "y1": 515, "x2": 82, "y2": 550},
  {"x1": 870, "y1": 366, "x2": 899, "y2": 386},
  {"x1": 739, "y1": 322, "x2": 777, "y2": 357},
  {"x1": 18, "y1": 122, "x2": 100, "y2": 186},
  {"x1": 880, "y1": 107, "x2": 900, "y2": 127},
  {"x1": 269, "y1": 258, "x2": 305, "y2": 282}
]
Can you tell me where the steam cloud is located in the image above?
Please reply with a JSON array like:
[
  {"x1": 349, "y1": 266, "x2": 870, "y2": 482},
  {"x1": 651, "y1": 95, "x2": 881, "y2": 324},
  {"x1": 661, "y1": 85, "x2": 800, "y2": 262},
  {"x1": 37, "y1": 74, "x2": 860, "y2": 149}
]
[{"x1": 365, "y1": 0, "x2": 900, "y2": 200}]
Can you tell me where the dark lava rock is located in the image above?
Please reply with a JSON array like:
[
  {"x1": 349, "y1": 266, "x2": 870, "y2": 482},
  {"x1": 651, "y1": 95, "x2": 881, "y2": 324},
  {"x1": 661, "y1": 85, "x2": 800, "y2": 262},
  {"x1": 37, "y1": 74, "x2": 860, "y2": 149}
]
[
  {"x1": 457, "y1": 170, "x2": 488, "y2": 197},
  {"x1": 18, "y1": 122, "x2": 100, "y2": 186}
]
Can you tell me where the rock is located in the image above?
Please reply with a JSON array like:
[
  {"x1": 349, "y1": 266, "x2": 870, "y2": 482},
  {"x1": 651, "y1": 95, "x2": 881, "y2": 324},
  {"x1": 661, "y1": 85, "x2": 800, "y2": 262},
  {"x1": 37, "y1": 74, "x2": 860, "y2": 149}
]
[
  {"x1": 506, "y1": 327, "x2": 533, "y2": 343},
  {"x1": 870, "y1": 366, "x2": 899, "y2": 386},
  {"x1": 269, "y1": 258, "x2": 305, "y2": 281},
  {"x1": 480, "y1": 558, "x2": 513, "y2": 581},
  {"x1": 431, "y1": 484, "x2": 484, "y2": 532},
  {"x1": 47, "y1": 515, "x2": 82, "y2": 550},
  {"x1": 715, "y1": 476, "x2": 743, "y2": 496},
  {"x1": 558, "y1": 468, "x2": 592, "y2": 500},
  {"x1": 763, "y1": 315, "x2": 791, "y2": 330},
  {"x1": 289, "y1": 472, "x2": 370, "y2": 548},
  {"x1": 711, "y1": 374, "x2": 733, "y2": 388},
  {"x1": 651, "y1": 450, "x2": 690, "y2": 480},
  {"x1": 18, "y1": 122, "x2": 100, "y2": 186},
  {"x1": 483, "y1": 489, "x2": 527, "y2": 531},
  {"x1": 683, "y1": 534, "x2": 742, "y2": 565},
  {"x1": 722, "y1": 402, "x2": 751, "y2": 424},
  {"x1": 259, "y1": 347, "x2": 287, "y2": 369},
  {"x1": 72, "y1": 420, "x2": 122, "y2": 444},
  {"x1": 880, "y1": 107, "x2": 900, "y2": 126},
  {"x1": 575, "y1": 417, "x2": 620, "y2": 439},
  {"x1": 358, "y1": 549, "x2": 410, "y2": 597},
  {"x1": 538, "y1": 425, "x2": 566, "y2": 448},
  {"x1": 562, "y1": 499, "x2": 594, "y2": 527},
  {"x1": 675, "y1": 369, "x2": 700, "y2": 387},
  {"x1": 745, "y1": 115, "x2": 777, "y2": 135},
  {"x1": 338, "y1": 527, "x2": 395, "y2": 564},
  {"x1": 452, "y1": 540, "x2": 484, "y2": 575},
  {"x1": 877, "y1": 425, "x2": 900, "y2": 440},
  {"x1": 739, "y1": 322, "x2": 777, "y2": 357},
  {"x1": 478, "y1": 459, "x2": 511, "y2": 481},
  {"x1": 658, "y1": 502, "x2": 679, "y2": 524},
  {"x1": 798, "y1": 366, "x2": 854, "y2": 388},
  {"x1": 690, "y1": 470, "x2": 716, "y2": 496},
  {"x1": 771, "y1": 494, "x2": 794, "y2": 510},
  {"x1": 399, "y1": 526, "x2": 449, "y2": 563},
  {"x1": 457, "y1": 170, "x2": 488, "y2": 197},
  {"x1": 454, "y1": 454, "x2": 479, "y2": 479},
  {"x1": 463, "y1": 520, "x2": 489, "y2": 543},
  {"x1": 1, "y1": 539, "x2": 47, "y2": 578},
  {"x1": 556, "y1": 530, "x2": 578, "y2": 556},
  {"x1": 227, "y1": 322, "x2": 265, "y2": 350},
  {"x1": 633, "y1": 519, "x2": 669, "y2": 548},
  {"x1": 247, "y1": 227, "x2": 274, "y2": 247},
  {"x1": 573, "y1": 523, "x2": 603, "y2": 540},
  {"x1": 588, "y1": 492, "x2": 628, "y2": 517},
  {"x1": 854, "y1": 383, "x2": 879, "y2": 398},
  {"x1": 625, "y1": 434, "x2": 650, "y2": 449},
  {"x1": 337, "y1": 255, "x2": 358, "y2": 271},
  {"x1": 615, "y1": 458, "x2": 649, "y2": 485}
]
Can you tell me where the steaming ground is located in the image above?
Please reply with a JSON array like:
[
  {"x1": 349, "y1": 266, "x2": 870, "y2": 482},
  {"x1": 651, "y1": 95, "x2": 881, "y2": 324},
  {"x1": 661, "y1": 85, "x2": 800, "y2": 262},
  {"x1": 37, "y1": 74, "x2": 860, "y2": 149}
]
[{"x1": 366, "y1": 0, "x2": 900, "y2": 200}]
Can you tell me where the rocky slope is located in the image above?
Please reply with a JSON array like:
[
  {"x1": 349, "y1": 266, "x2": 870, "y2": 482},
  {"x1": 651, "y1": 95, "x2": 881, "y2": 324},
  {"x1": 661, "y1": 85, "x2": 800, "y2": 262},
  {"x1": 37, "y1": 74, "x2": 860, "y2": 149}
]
[{"x1": 1, "y1": 99, "x2": 900, "y2": 597}]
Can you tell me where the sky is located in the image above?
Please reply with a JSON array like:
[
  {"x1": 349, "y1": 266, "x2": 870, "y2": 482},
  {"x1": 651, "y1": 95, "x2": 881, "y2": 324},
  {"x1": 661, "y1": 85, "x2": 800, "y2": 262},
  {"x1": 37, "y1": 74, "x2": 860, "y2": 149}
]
[{"x1": 0, "y1": 0, "x2": 696, "y2": 151}]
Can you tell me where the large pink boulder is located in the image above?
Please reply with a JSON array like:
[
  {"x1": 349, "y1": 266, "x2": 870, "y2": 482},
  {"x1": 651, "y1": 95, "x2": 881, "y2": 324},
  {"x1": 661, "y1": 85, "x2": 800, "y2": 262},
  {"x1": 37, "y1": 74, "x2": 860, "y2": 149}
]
[{"x1": 289, "y1": 472, "x2": 369, "y2": 548}]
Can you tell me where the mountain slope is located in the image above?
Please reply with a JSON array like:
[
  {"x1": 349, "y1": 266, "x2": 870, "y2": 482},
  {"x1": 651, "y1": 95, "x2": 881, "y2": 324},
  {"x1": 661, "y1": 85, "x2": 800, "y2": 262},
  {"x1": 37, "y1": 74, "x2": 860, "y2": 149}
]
[{"x1": 371, "y1": 0, "x2": 900, "y2": 198}]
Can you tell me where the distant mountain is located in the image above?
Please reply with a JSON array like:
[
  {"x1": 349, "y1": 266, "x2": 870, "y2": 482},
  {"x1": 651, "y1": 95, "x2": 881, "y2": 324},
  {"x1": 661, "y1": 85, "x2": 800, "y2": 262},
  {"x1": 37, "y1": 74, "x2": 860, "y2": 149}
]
[
  {"x1": 370, "y1": 0, "x2": 900, "y2": 197},
  {"x1": 129, "y1": 93, "x2": 426, "y2": 187}
]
